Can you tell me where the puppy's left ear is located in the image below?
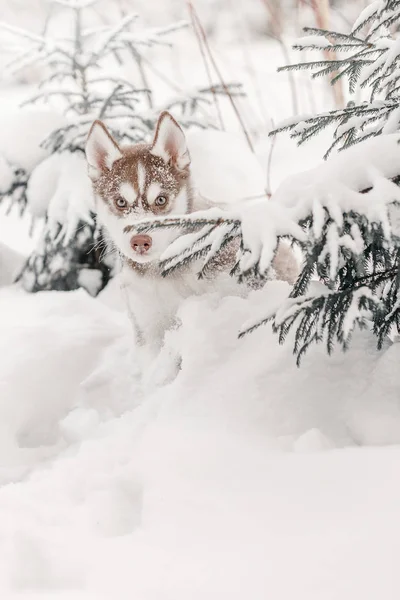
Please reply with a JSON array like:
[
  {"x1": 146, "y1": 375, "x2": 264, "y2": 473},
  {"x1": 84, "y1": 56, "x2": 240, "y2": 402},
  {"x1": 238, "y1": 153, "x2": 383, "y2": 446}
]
[{"x1": 150, "y1": 111, "x2": 190, "y2": 171}]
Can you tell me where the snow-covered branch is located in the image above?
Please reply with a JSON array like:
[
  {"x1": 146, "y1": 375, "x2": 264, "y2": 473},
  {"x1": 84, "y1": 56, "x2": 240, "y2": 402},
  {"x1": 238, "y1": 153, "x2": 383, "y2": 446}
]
[
  {"x1": 273, "y1": 3, "x2": 400, "y2": 155},
  {"x1": 133, "y1": 132, "x2": 400, "y2": 359}
]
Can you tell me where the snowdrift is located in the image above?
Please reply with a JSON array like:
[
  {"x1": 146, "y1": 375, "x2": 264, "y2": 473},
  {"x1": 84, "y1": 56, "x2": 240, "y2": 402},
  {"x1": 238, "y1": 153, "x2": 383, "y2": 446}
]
[{"x1": 0, "y1": 279, "x2": 400, "y2": 597}]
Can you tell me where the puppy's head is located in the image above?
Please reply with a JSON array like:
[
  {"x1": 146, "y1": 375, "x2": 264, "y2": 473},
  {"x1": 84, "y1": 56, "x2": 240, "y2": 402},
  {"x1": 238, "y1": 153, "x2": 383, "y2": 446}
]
[{"x1": 86, "y1": 111, "x2": 193, "y2": 263}]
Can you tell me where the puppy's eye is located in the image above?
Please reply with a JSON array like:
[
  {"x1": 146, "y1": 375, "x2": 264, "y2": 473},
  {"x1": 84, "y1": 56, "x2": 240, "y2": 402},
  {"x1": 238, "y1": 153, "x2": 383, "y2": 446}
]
[
  {"x1": 115, "y1": 197, "x2": 128, "y2": 209},
  {"x1": 155, "y1": 195, "x2": 168, "y2": 207}
]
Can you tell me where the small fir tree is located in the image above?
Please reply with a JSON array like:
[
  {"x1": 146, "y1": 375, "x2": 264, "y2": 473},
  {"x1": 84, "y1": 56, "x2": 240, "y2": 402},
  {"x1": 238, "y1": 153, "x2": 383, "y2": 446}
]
[
  {"x1": 0, "y1": 161, "x2": 29, "y2": 217},
  {"x1": 266, "y1": 0, "x2": 400, "y2": 360}
]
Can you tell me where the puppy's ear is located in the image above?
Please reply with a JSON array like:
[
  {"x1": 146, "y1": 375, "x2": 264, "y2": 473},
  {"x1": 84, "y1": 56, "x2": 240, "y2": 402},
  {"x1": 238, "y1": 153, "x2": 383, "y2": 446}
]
[
  {"x1": 150, "y1": 111, "x2": 190, "y2": 171},
  {"x1": 86, "y1": 120, "x2": 122, "y2": 180}
]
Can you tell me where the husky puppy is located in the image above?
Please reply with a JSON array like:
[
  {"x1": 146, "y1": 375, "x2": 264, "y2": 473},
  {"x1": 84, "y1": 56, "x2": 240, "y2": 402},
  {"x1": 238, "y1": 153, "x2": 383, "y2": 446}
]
[{"x1": 86, "y1": 111, "x2": 298, "y2": 369}]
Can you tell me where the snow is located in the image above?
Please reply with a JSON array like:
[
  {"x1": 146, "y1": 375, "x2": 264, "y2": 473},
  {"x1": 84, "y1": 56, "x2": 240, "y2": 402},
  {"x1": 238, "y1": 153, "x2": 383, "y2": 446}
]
[
  {"x1": 352, "y1": 0, "x2": 381, "y2": 34},
  {"x1": 273, "y1": 112, "x2": 313, "y2": 132},
  {"x1": 29, "y1": 152, "x2": 94, "y2": 241},
  {"x1": 159, "y1": 134, "x2": 400, "y2": 282},
  {"x1": 26, "y1": 153, "x2": 64, "y2": 217},
  {"x1": 77, "y1": 268, "x2": 104, "y2": 297},
  {"x1": 0, "y1": 155, "x2": 14, "y2": 194},
  {"x1": 382, "y1": 105, "x2": 400, "y2": 134},
  {"x1": 260, "y1": 134, "x2": 400, "y2": 262},
  {"x1": 274, "y1": 133, "x2": 400, "y2": 207},
  {"x1": 292, "y1": 427, "x2": 334, "y2": 452},
  {"x1": 0, "y1": 242, "x2": 25, "y2": 287},
  {"x1": 342, "y1": 287, "x2": 375, "y2": 342},
  {"x1": 294, "y1": 34, "x2": 332, "y2": 49},
  {"x1": 0, "y1": 109, "x2": 67, "y2": 172},
  {"x1": 382, "y1": 37, "x2": 400, "y2": 75},
  {"x1": 358, "y1": 46, "x2": 390, "y2": 87},
  {"x1": 1, "y1": 1, "x2": 400, "y2": 597},
  {"x1": 0, "y1": 281, "x2": 400, "y2": 597}
]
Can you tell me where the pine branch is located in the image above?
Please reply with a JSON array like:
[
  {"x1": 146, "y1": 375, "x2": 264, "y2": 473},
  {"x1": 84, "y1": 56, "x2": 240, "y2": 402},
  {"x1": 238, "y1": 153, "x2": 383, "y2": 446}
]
[{"x1": 301, "y1": 26, "x2": 369, "y2": 45}]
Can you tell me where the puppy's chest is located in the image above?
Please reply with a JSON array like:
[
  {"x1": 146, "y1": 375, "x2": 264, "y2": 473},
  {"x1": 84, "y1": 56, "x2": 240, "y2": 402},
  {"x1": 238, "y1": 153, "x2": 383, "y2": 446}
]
[{"x1": 121, "y1": 264, "x2": 209, "y2": 331}]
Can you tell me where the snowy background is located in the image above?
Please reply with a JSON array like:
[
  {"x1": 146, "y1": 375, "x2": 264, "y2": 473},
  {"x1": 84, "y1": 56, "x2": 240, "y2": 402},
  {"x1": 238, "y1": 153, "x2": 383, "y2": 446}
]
[{"x1": 2, "y1": 1, "x2": 400, "y2": 598}]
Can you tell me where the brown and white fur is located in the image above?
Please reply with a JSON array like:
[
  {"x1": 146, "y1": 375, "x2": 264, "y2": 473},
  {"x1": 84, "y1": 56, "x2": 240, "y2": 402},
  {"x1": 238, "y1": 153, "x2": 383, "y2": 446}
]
[{"x1": 85, "y1": 111, "x2": 298, "y2": 373}]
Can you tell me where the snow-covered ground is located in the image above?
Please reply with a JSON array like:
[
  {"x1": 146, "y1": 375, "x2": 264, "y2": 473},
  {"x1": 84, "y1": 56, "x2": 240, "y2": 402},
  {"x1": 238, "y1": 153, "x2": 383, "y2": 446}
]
[
  {"x1": 1, "y1": 1, "x2": 400, "y2": 597},
  {"x1": 1, "y1": 278, "x2": 400, "y2": 599}
]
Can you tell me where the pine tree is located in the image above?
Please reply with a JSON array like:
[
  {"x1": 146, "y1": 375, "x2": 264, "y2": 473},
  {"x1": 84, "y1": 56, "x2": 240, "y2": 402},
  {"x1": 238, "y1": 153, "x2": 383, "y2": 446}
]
[
  {"x1": 265, "y1": 0, "x2": 400, "y2": 361},
  {"x1": 1, "y1": 0, "x2": 237, "y2": 294},
  {"x1": 0, "y1": 161, "x2": 29, "y2": 217},
  {"x1": 273, "y1": 0, "x2": 400, "y2": 157},
  {"x1": 130, "y1": 0, "x2": 400, "y2": 363}
]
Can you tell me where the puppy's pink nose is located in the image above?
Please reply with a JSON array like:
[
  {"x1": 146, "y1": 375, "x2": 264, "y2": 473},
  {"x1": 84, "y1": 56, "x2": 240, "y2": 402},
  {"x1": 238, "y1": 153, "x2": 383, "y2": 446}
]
[{"x1": 130, "y1": 234, "x2": 152, "y2": 254}]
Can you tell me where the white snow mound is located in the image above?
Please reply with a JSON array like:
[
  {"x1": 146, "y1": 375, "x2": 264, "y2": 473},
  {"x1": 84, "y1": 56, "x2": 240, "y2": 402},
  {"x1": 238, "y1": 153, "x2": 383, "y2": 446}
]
[
  {"x1": 0, "y1": 281, "x2": 399, "y2": 597},
  {"x1": 0, "y1": 242, "x2": 25, "y2": 287},
  {"x1": 0, "y1": 109, "x2": 67, "y2": 172}
]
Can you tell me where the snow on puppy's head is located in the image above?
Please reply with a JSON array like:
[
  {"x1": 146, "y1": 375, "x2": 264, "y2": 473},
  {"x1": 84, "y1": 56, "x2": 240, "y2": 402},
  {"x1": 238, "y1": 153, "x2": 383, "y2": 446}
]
[{"x1": 85, "y1": 112, "x2": 194, "y2": 265}]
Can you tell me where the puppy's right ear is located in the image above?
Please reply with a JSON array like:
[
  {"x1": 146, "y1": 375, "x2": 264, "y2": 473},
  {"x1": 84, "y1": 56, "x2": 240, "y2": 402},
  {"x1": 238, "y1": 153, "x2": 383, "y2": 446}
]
[{"x1": 85, "y1": 120, "x2": 122, "y2": 180}]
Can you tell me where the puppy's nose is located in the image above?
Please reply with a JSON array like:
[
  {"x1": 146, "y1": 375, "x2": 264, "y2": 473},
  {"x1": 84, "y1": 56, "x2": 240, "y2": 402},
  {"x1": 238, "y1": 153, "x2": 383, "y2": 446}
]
[{"x1": 130, "y1": 234, "x2": 152, "y2": 254}]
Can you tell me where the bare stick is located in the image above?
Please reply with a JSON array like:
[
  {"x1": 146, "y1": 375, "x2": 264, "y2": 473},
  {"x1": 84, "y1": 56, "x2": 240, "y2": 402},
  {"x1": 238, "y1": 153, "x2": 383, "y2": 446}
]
[
  {"x1": 135, "y1": 52, "x2": 153, "y2": 109},
  {"x1": 187, "y1": 2, "x2": 225, "y2": 130},
  {"x1": 259, "y1": 0, "x2": 299, "y2": 115},
  {"x1": 309, "y1": 0, "x2": 345, "y2": 108},
  {"x1": 186, "y1": 1, "x2": 255, "y2": 153},
  {"x1": 231, "y1": 0, "x2": 273, "y2": 132},
  {"x1": 265, "y1": 120, "x2": 276, "y2": 196}
]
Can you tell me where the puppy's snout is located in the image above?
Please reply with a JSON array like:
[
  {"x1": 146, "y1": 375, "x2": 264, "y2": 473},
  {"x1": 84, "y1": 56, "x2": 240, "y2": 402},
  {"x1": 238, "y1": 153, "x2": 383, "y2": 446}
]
[{"x1": 130, "y1": 234, "x2": 152, "y2": 254}]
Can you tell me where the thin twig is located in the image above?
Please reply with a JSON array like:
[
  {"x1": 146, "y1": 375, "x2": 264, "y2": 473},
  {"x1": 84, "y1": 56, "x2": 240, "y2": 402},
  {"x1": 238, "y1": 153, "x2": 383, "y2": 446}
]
[
  {"x1": 265, "y1": 119, "x2": 276, "y2": 196},
  {"x1": 233, "y1": 0, "x2": 273, "y2": 131},
  {"x1": 134, "y1": 51, "x2": 153, "y2": 109},
  {"x1": 187, "y1": 2, "x2": 224, "y2": 129},
  {"x1": 186, "y1": 0, "x2": 255, "y2": 153},
  {"x1": 260, "y1": 0, "x2": 299, "y2": 115},
  {"x1": 309, "y1": 0, "x2": 345, "y2": 108}
]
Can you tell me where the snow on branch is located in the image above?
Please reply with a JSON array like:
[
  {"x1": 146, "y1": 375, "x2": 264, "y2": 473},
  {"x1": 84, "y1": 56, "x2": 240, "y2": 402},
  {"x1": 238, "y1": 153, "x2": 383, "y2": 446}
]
[
  {"x1": 134, "y1": 202, "x2": 305, "y2": 280},
  {"x1": 136, "y1": 134, "x2": 400, "y2": 274},
  {"x1": 133, "y1": 134, "x2": 400, "y2": 359},
  {"x1": 52, "y1": 0, "x2": 97, "y2": 8},
  {"x1": 0, "y1": 158, "x2": 29, "y2": 217},
  {"x1": 253, "y1": 0, "x2": 400, "y2": 361}
]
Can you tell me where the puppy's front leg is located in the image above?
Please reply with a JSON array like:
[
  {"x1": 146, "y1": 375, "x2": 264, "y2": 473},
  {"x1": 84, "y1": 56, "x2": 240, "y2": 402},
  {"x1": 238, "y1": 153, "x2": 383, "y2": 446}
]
[
  {"x1": 120, "y1": 275, "x2": 182, "y2": 389},
  {"x1": 132, "y1": 322, "x2": 181, "y2": 391},
  {"x1": 121, "y1": 283, "x2": 160, "y2": 375}
]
